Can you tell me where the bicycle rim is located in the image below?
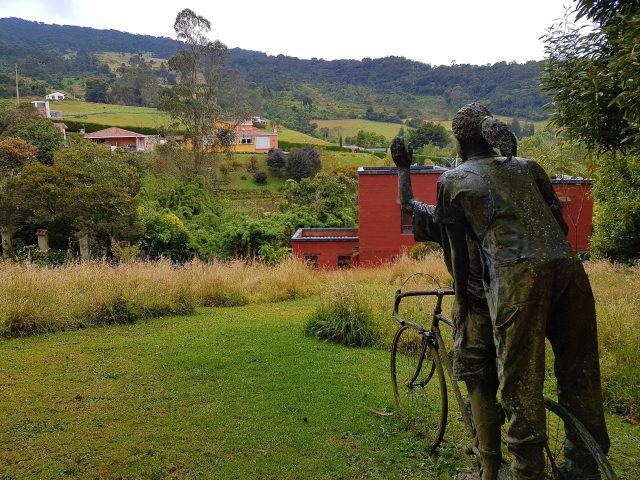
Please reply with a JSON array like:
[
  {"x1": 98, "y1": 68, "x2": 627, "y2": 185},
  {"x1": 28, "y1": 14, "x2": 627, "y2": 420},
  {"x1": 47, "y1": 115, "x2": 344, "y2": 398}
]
[
  {"x1": 391, "y1": 325, "x2": 448, "y2": 453},
  {"x1": 543, "y1": 399, "x2": 617, "y2": 480}
]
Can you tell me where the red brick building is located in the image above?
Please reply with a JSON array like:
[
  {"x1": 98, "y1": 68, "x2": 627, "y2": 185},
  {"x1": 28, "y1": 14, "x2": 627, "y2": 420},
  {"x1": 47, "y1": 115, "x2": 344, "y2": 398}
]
[
  {"x1": 84, "y1": 127, "x2": 148, "y2": 151},
  {"x1": 291, "y1": 166, "x2": 594, "y2": 268}
]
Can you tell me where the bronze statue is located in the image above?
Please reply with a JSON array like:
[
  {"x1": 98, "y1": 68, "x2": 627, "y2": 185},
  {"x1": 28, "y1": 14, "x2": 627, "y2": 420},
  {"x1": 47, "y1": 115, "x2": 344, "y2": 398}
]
[{"x1": 391, "y1": 103, "x2": 609, "y2": 480}]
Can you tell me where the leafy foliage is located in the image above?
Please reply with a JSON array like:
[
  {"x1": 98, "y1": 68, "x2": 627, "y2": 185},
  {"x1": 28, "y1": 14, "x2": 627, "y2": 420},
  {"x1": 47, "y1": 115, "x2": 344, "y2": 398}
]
[
  {"x1": 540, "y1": 1, "x2": 640, "y2": 262},
  {"x1": 285, "y1": 147, "x2": 321, "y2": 181},
  {"x1": 405, "y1": 121, "x2": 450, "y2": 149},
  {"x1": 0, "y1": 137, "x2": 37, "y2": 177},
  {"x1": 344, "y1": 130, "x2": 387, "y2": 148},
  {"x1": 266, "y1": 148, "x2": 286, "y2": 173},
  {"x1": 590, "y1": 153, "x2": 640, "y2": 263},
  {"x1": 85, "y1": 77, "x2": 109, "y2": 103},
  {"x1": 2, "y1": 119, "x2": 61, "y2": 165}
]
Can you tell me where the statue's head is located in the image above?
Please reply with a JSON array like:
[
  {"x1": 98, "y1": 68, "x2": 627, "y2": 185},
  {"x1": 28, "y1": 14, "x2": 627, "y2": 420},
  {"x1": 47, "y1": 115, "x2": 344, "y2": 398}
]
[{"x1": 452, "y1": 103, "x2": 517, "y2": 160}]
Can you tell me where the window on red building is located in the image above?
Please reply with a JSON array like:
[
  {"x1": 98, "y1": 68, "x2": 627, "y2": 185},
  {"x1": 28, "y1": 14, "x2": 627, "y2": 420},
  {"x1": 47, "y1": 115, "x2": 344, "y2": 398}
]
[
  {"x1": 337, "y1": 255, "x2": 351, "y2": 269},
  {"x1": 304, "y1": 254, "x2": 319, "y2": 268},
  {"x1": 401, "y1": 209, "x2": 413, "y2": 234}
]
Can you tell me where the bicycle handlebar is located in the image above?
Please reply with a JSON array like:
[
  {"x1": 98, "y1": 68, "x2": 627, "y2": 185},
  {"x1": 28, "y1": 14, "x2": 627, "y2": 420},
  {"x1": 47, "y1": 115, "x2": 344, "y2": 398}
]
[{"x1": 393, "y1": 289, "x2": 455, "y2": 328}]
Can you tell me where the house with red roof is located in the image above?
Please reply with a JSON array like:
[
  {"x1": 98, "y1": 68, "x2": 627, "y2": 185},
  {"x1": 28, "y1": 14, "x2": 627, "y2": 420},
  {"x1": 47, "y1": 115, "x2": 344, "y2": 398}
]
[{"x1": 83, "y1": 127, "x2": 148, "y2": 151}]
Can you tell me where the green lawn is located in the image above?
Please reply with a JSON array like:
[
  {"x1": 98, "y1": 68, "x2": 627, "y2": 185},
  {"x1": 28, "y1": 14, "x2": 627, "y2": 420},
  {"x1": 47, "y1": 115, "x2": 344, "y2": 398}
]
[
  {"x1": 313, "y1": 118, "x2": 549, "y2": 141},
  {"x1": 55, "y1": 99, "x2": 172, "y2": 128},
  {"x1": 314, "y1": 119, "x2": 410, "y2": 140},
  {"x1": 279, "y1": 126, "x2": 332, "y2": 145},
  {"x1": 0, "y1": 299, "x2": 637, "y2": 479}
]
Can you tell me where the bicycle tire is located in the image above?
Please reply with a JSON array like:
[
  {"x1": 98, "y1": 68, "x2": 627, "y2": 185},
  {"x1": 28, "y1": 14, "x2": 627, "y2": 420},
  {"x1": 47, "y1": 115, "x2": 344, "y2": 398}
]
[
  {"x1": 543, "y1": 399, "x2": 617, "y2": 480},
  {"x1": 391, "y1": 325, "x2": 448, "y2": 453}
]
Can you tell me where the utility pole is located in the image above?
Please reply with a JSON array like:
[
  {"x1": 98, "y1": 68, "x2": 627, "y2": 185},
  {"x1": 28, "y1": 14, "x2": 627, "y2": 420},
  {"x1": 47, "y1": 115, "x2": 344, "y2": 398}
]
[{"x1": 15, "y1": 64, "x2": 20, "y2": 105}]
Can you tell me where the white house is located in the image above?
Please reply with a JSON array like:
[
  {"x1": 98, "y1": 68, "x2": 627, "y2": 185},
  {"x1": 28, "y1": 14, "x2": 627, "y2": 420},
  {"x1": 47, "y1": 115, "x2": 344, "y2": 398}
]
[{"x1": 45, "y1": 92, "x2": 65, "y2": 101}]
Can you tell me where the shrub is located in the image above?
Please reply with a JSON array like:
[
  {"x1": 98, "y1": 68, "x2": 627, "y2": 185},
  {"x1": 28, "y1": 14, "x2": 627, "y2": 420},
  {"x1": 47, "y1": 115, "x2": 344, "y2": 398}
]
[
  {"x1": 266, "y1": 148, "x2": 285, "y2": 174},
  {"x1": 409, "y1": 242, "x2": 441, "y2": 260},
  {"x1": 304, "y1": 284, "x2": 379, "y2": 347},
  {"x1": 247, "y1": 156, "x2": 258, "y2": 173},
  {"x1": 285, "y1": 147, "x2": 321, "y2": 181},
  {"x1": 258, "y1": 244, "x2": 291, "y2": 265},
  {"x1": 591, "y1": 153, "x2": 640, "y2": 263},
  {"x1": 253, "y1": 170, "x2": 267, "y2": 185}
]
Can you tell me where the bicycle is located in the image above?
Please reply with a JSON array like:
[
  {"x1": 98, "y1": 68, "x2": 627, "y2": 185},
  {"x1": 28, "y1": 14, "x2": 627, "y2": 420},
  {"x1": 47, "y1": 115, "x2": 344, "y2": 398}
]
[{"x1": 390, "y1": 274, "x2": 616, "y2": 480}]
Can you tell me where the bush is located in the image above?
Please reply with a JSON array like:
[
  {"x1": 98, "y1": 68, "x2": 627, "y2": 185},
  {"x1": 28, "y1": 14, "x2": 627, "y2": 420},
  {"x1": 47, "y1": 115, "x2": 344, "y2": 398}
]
[
  {"x1": 253, "y1": 170, "x2": 267, "y2": 185},
  {"x1": 409, "y1": 242, "x2": 441, "y2": 260},
  {"x1": 303, "y1": 284, "x2": 379, "y2": 347},
  {"x1": 266, "y1": 148, "x2": 286, "y2": 173},
  {"x1": 591, "y1": 153, "x2": 640, "y2": 263},
  {"x1": 285, "y1": 147, "x2": 321, "y2": 181}
]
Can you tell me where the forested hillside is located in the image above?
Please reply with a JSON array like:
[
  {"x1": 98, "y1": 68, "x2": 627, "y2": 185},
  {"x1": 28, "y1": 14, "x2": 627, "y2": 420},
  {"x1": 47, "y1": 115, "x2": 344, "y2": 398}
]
[{"x1": 0, "y1": 17, "x2": 548, "y2": 119}]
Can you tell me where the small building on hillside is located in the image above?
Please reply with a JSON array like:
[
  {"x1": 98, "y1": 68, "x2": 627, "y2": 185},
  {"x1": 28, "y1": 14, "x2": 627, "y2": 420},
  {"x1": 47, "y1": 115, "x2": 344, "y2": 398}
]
[
  {"x1": 84, "y1": 127, "x2": 147, "y2": 151},
  {"x1": 203, "y1": 121, "x2": 278, "y2": 154},
  {"x1": 31, "y1": 100, "x2": 63, "y2": 120},
  {"x1": 45, "y1": 92, "x2": 65, "y2": 101},
  {"x1": 291, "y1": 166, "x2": 594, "y2": 268},
  {"x1": 53, "y1": 122, "x2": 68, "y2": 140}
]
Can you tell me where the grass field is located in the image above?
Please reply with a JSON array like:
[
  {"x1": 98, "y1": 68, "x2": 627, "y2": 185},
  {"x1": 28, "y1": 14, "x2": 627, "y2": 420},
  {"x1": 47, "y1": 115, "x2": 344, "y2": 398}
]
[
  {"x1": 55, "y1": 99, "x2": 172, "y2": 129},
  {"x1": 313, "y1": 118, "x2": 410, "y2": 140},
  {"x1": 314, "y1": 117, "x2": 549, "y2": 143},
  {"x1": 53, "y1": 99, "x2": 329, "y2": 145},
  {"x1": 1, "y1": 294, "x2": 638, "y2": 479}
]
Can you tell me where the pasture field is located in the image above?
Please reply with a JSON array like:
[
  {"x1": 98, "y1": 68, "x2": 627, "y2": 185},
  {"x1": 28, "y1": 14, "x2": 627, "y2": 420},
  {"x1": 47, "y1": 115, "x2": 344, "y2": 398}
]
[
  {"x1": 54, "y1": 99, "x2": 329, "y2": 145},
  {"x1": 314, "y1": 118, "x2": 412, "y2": 140},
  {"x1": 314, "y1": 117, "x2": 549, "y2": 143},
  {"x1": 55, "y1": 99, "x2": 172, "y2": 129},
  {"x1": 0, "y1": 257, "x2": 638, "y2": 479}
]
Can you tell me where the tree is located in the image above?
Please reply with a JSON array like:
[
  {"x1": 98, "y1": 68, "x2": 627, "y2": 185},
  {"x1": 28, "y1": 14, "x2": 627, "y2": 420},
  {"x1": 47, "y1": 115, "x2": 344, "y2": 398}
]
[
  {"x1": 158, "y1": 9, "x2": 228, "y2": 172},
  {"x1": 406, "y1": 121, "x2": 450, "y2": 149},
  {"x1": 540, "y1": 1, "x2": 640, "y2": 262},
  {"x1": 509, "y1": 117, "x2": 522, "y2": 139},
  {"x1": 266, "y1": 148, "x2": 286, "y2": 174},
  {"x1": 84, "y1": 77, "x2": 109, "y2": 103},
  {"x1": 0, "y1": 137, "x2": 37, "y2": 177},
  {"x1": 3, "y1": 120, "x2": 62, "y2": 165},
  {"x1": 286, "y1": 147, "x2": 321, "y2": 181}
]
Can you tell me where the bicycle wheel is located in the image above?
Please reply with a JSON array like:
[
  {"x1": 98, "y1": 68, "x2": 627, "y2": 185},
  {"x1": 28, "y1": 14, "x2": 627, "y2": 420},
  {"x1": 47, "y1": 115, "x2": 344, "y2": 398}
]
[
  {"x1": 391, "y1": 325, "x2": 448, "y2": 453},
  {"x1": 543, "y1": 399, "x2": 617, "y2": 480}
]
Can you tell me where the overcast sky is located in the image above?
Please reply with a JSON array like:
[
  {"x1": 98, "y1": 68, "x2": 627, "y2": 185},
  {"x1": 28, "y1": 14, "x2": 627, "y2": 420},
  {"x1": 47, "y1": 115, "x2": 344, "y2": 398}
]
[{"x1": 1, "y1": 0, "x2": 582, "y2": 65}]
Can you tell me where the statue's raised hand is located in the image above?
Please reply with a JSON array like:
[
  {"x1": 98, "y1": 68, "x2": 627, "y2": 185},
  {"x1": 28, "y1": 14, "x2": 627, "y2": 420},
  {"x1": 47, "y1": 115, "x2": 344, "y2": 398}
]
[{"x1": 391, "y1": 137, "x2": 413, "y2": 168}]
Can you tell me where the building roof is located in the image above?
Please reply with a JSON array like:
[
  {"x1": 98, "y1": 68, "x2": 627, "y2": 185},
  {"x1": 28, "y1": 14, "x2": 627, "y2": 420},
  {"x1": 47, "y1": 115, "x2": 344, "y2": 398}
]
[
  {"x1": 84, "y1": 127, "x2": 147, "y2": 139},
  {"x1": 357, "y1": 165, "x2": 448, "y2": 175},
  {"x1": 235, "y1": 124, "x2": 277, "y2": 137},
  {"x1": 291, "y1": 228, "x2": 359, "y2": 242}
]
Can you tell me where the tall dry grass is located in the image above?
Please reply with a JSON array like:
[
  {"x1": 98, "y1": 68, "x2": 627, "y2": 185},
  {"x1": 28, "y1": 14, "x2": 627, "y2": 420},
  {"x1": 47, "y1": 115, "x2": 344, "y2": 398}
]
[
  {"x1": 0, "y1": 259, "x2": 319, "y2": 337},
  {"x1": 1, "y1": 254, "x2": 637, "y2": 420}
]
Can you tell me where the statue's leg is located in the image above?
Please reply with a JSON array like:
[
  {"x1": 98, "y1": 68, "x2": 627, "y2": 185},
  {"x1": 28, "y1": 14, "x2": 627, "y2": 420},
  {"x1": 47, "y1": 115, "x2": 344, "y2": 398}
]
[
  {"x1": 547, "y1": 259, "x2": 610, "y2": 476},
  {"x1": 454, "y1": 306, "x2": 502, "y2": 480},
  {"x1": 490, "y1": 262, "x2": 552, "y2": 480}
]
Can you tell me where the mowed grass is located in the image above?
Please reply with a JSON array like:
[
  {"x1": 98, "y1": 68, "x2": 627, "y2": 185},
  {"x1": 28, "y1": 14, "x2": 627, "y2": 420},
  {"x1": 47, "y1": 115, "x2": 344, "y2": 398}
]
[
  {"x1": 1, "y1": 296, "x2": 638, "y2": 479},
  {"x1": 313, "y1": 117, "x2": 549, "y2": 143},
  {"x1": 0, "y1": 299, "x2": 472, "y2": 479},
  {"x1": 313, "y1": 118, "x2": 410, "y2": 140},
  {"x1": 278, "y1": 126, "x2": 332, "y2": 145},
  {"x1": 55, "y1": 99, "x2": 172, "y2": 129}
]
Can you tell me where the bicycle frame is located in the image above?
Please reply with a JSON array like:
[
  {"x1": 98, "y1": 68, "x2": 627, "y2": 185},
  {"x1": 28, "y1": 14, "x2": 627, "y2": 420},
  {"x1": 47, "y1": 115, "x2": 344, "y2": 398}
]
[{"x1": 393, "y1": 288, "x2": 478, "y2": 447}]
